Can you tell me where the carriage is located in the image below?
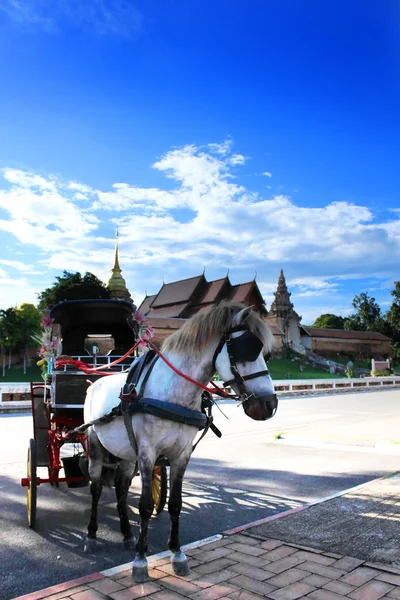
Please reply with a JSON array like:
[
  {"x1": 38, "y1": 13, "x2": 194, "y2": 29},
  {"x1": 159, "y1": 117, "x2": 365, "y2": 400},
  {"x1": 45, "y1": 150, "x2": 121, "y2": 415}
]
[{"x1": 21, "y1": 299, "x2": 168, "y2": 529}]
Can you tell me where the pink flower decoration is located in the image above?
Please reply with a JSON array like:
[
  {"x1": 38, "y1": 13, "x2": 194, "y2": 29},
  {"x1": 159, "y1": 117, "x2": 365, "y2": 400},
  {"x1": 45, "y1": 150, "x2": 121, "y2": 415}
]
[
  {"x1": 41, "y1": 316, "x2": 54, "y2": 329},
  {"x1": 133, "y1": 311, "x2": 147, "y2": 325},
  {"x1": 138, "y1": 339, "x2": 148, "y2": 349}
]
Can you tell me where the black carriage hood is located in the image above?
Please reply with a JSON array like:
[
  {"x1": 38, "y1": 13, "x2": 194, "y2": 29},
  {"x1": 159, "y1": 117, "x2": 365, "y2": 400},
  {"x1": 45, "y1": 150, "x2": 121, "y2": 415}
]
[{"x1": 50, "y1": 299, "x2": 137, "y2": 354}]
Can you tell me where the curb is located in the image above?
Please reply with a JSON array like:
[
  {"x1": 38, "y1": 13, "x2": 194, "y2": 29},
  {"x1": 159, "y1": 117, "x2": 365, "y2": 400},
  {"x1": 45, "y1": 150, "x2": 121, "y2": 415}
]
[
  {"x1": 11, "y1": 473, "x2": 398, "y2": 600},
  {"x1": 223, "y1": 472, "x2": 394, "y2": 534}
]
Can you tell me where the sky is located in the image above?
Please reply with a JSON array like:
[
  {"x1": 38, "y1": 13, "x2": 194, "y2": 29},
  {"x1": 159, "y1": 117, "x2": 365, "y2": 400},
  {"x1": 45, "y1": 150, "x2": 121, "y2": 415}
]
[{"x1": 0, "y1": 0, "x2": 399, "y2": 324}]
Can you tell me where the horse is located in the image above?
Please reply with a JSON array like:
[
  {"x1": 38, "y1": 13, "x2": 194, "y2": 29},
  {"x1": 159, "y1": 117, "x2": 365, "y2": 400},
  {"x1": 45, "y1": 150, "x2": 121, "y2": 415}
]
[{"x1": 83, "y1": 302, "x2": 278, "y2": 582}]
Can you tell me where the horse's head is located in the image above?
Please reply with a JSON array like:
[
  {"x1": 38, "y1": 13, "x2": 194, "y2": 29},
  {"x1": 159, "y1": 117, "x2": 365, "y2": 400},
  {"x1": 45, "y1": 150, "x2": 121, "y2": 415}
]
[{"x1": 213, "y1": 306, "x2": 278, "y2": 421}]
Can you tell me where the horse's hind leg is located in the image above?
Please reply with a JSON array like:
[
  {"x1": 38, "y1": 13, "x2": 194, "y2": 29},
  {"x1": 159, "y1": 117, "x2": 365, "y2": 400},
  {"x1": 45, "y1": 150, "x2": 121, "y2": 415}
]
[
  {"x1": 132, "y1": 454, "x2": 154, "y2": 583},
  {"x1": 168, "y1": 457, "x2": 190, "y2": 576},
  {"x1": 84, "y1": 428, "x2": 103, "y2": 553},
  {"x1": 115, "y1": 460, "x2": 136, "y2": 550}
]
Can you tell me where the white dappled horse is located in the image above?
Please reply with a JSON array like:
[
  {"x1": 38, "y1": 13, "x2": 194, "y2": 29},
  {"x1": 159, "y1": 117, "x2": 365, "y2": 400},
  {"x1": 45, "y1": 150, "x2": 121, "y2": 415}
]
[{"x1": 83, "y1": 303, "x2": 278, "y2": 582}]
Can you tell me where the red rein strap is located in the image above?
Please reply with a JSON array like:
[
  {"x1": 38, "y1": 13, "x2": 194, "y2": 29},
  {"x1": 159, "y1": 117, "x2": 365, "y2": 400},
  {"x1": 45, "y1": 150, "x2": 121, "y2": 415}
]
[
  {"x1": 54, "y1": 341, "x2": 141, "y2": 375},
  {"x1": 146, "y1": 340, "x2": 236, "y2": 399},
  {"x1": 54, "y1": 337, "x2": 236, "y2": 398}
]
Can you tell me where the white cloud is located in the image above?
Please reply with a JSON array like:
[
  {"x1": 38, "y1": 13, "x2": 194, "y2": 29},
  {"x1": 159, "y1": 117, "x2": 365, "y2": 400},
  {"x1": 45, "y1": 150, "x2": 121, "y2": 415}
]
[
  {"x1": 0, "y1": 141, "x2": 399, "y2": 317},
  {"x1": 263, "y1": 172, "x2": 272, "y2": 178},
  {"x1": 0, "y1": 0, "x2": 142, "y2": 36}
]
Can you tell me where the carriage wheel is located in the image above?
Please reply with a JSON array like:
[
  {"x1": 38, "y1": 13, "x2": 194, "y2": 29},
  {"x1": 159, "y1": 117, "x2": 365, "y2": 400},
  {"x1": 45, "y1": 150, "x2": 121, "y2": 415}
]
[
  {"x1": 27, "y1": 439, "x2": 37, "y2": 529},
  {"x1": 152, "y1": 465, "x2": 167, "y2": 514}
]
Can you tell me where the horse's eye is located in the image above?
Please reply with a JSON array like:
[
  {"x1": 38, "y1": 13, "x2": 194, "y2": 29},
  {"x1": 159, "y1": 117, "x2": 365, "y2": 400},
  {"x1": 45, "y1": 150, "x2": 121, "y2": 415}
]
[{"x1": 264, "y1": 352, "x2": 271, "y2": 362}]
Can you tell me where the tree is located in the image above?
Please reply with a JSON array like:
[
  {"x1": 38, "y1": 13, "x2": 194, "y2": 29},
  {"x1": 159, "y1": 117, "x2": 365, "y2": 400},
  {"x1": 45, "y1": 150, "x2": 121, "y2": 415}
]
[
  {"x1": 0, "y1": 307, "x2": 20, "y2": 374},
  {"x1": 386, "y1": 281, "x2": 400, "y2": 360},
  {"x1": 312, "y1": 314, "x2": 345, "y2": 329},
  {"x1": 344, "y1": 292, "x2": 383, "y2": 332},
  {"x1": 16, "y1": 303, "x2": 42, "y2": 374},
  {"x1": 37, "y1": 271, "x2": 110, "y2": 309}
]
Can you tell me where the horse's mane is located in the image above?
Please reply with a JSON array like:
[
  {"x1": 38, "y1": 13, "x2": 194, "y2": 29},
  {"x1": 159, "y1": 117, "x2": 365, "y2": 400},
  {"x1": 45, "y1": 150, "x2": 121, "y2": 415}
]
[{"x1": 162, "y1": 302, "x2": 275, "y2": 356}]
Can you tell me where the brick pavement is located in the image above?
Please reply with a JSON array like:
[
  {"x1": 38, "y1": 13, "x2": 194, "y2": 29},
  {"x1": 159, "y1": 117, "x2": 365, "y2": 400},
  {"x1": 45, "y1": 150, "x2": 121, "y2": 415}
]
[{"x1": 15, "y1": 533, "x2": 400, "y2": 600}]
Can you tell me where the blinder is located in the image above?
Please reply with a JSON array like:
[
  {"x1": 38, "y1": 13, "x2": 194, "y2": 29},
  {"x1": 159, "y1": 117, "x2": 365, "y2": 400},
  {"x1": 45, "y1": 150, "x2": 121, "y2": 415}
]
[{"x1": 229, "y1": 330, "x2": 264, "y2": 363}]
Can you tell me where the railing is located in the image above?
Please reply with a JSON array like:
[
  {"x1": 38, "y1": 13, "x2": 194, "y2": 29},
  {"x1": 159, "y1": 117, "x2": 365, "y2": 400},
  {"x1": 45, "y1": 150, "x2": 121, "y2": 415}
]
[
  {"x1": 273, "y1": 376, "x2": 400, "y2": 394},
  {"x1": 213, "y1": 376, "x2": 400, "y2": 396}
]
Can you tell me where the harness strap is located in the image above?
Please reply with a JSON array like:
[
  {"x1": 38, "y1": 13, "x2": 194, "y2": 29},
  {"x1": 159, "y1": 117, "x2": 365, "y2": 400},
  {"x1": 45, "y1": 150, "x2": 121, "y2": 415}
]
[{"x1": 224, "y1": 369, "x2": 269, "y2": 387}]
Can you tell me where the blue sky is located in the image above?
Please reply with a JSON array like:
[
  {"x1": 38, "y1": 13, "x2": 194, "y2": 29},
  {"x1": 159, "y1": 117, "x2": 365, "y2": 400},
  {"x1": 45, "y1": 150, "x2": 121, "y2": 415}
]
[{"x1": 0, "y1": 0, "x2": 399, "y2": 323}]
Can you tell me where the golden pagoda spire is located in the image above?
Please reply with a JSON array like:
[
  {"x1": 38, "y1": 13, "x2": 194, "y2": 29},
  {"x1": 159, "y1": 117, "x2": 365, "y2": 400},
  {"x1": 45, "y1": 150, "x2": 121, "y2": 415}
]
[{"x1": 106, "y1": 230, "x2": 133, "y2": 302}]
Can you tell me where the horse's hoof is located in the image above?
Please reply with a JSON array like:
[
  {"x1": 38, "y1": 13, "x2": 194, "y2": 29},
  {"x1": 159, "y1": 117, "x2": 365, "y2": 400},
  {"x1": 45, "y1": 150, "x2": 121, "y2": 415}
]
[
  {"x1": 83, "y1": 538, "x2": 97, "y2": 553},
  {"x1": 123, "y1": 537, "x2": 135, "y2": 551},
  {"x1": 132, "y1": 558, "x2": 149, "y2": 583},
  {"x1": 171, "y1": 551, "x2": 190, "y2": 576}
]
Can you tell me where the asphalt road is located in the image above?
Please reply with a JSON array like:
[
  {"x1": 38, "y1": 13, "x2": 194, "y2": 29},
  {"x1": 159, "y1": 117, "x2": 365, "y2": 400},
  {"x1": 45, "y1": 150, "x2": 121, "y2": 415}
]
[{"x1": 1, "y1": 389, "x2": 399, "y2": 600}]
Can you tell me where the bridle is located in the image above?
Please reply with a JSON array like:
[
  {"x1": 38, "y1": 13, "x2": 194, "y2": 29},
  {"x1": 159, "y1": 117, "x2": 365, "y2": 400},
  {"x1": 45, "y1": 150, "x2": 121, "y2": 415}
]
[{"x1": 212, "y1": 325, "x2": 278, "y2": 420}]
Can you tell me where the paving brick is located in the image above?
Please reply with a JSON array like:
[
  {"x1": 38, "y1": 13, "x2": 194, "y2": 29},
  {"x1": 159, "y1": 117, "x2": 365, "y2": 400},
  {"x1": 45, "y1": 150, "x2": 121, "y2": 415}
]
[
  {"x1": 323, "y1": 581, "x2": 356, "y2": 595},
  {"x1": 226, "y1": 551, "x2": 271, "y2": 569},
  {"x1": 192, "y1": 569, "x2": 238, "y2": 588},
  {"x1": 71, "y1": 591, "x2": 109, "y2": 600},
  {"x1": 227, "y1": 543, "x2": 267, "y2": 557},
  {"x1": 149, "y1": 570, "x2": 169, "y2": 580},
  {"x1": 266, "y1": 556, "x2": 305, "y2": 574},
  {"x1": 323, "y1": 554, "x2": 343, "y2": 560},
  {"x1": 341, "y1": 568, "x2": 381, "y2": 587},
  {"x1": 376, "y1": 573, "x2": 400, "y2": 586},
  {"x1": 267, "y1": 581, "x2": 316, "y2": 600},
  {"x1": 194, "y1": 558, "x2": 238, "y2": 576},
  {"x1": 190, "y1": 583, "x2": 239, "y2": 600},
  {"x1": 229, "y1": 590, "x2": 266, "y2": 600},
  {"x1": 296, "y1": 562, "x2": 346, "y2": 579},
  {"x1": 157, "y1": 563, "x2": 204, "y2": 580},
  {"x1": 146, "y1": 592, "x2": 186, "y2": 600},
  {"x1": 229, "y1": 563, "x2": 275, "y2": 581},
  {"x1": 45, "y1": 586, "x2": 90, "y2": 600},
  {"x1": 349, "y1": 580, "x2": 395, "y2": 600},
  {"x1": 159, "y1": 575, "x2": 203, "y2": 595},
  {"x1": 196, "y1": 538, "x2": 233, "y2": 551},
  {"x1": 388, "y1": 588, "x2": 400, "y2": 599},
  {"x1": 90, "y1": 579, "x2": 126, "y2": 595},
  {"x1": 109, "y1": 582, "x2": 162, "y2": 600},
  {"x1": 194, "y1": 547, "x2": 236, "y2": 563},
  {"x1": 332, "y1": 558, "x2": 365, "y2": 572},
  {"x1": 263, "y1": 547, "x2": 298, "y2": 562},
  {"x1": 266, "y1": 568, "x2": 309, "y2": 588},
  {"x1": 260, "y1": 540, "x2": 284, "y2": 551},
  {"x1": 229, "y1": 575, "x2": 276, "y2": 596},
  {"x1": 229, "y1": 534, "x2": 264, "y2": 547},
  {"x1": 301, "y1": 575, "x2": 331, "y2": 587},
  {"x1": 307, "y1": 590, "x2": 347, "y2": 600},
  {"x1": 111, "y1": 571, "x2": 133, "y2": 582},
  {"x1": 291, "y1": 552, "x2": 335, "y2": 566}
]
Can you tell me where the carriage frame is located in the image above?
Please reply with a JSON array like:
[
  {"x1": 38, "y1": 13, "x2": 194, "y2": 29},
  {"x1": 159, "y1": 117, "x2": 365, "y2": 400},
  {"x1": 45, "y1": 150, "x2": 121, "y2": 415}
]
[{"x1": 21, "y1": 299, "x2": 167, "y2": 528}]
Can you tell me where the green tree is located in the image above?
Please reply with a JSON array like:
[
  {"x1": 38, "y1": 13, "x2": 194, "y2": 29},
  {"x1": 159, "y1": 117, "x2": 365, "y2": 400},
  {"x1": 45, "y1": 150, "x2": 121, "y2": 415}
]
[
  {"x1": 0, "y1": 307, "x2": 20, "y2": 374},
  {"x1": 16, "y1": 303, "x2": 42, "y2": 374},
  {"x1": 37, "y1": 271, "x2": 110, "y2": 309},
  {"x1": 312, "y1": 314, "x2": 345, "y2": 329},
  {"x1": 386, "y1": 281, "x2": 400, "y2": 361},
  {"x1": 344, "y1": 292, "x2": 383, "y2": 332}
]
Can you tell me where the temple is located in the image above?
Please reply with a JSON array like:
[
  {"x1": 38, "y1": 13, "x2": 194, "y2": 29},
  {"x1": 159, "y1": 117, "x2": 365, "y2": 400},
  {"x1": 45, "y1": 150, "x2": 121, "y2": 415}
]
[{"x1": 266, "y1": 269, "x2": 303, "y2": 353}]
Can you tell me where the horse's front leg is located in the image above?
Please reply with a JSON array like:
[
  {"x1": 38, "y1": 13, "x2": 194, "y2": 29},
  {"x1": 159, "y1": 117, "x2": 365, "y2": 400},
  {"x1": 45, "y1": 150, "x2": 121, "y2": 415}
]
[
  {"x1": 168, "y1": 456, "x2": 191, "y2": 576},
  {"x1": 132, "y1": 455, "x2": 154, "y2": 583}
]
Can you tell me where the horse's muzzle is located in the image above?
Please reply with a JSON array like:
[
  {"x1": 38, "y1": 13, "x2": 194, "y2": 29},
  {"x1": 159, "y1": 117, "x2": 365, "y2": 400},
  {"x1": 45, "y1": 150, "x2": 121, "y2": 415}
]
[{"x1": 242, "y1": 393, "x2": 278, "y2": 421}]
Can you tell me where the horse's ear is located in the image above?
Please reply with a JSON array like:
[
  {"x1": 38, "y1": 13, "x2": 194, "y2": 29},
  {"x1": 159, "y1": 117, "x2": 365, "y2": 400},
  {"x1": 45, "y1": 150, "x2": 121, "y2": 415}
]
[{"x1": 233, "y1": 306, "x2": 253, "y2": 326}]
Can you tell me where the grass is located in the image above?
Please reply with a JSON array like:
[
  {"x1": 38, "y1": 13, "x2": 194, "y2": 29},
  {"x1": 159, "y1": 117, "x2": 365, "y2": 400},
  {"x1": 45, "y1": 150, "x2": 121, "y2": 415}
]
[
  {"x1": 268, "y1": 359, "x2": 341, "y2": 380},
  {"x1": 0, "y1": 365, "x2": 43, "y2": 382}
]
